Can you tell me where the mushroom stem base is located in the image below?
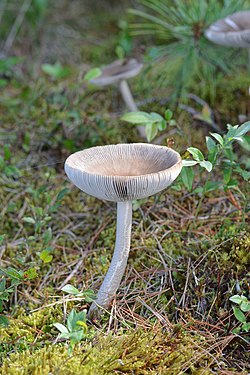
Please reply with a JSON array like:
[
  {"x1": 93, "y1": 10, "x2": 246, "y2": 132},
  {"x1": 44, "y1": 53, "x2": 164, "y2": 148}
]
[{"x1": 88, "y1": 201, "x2": 132, "y2": 318}]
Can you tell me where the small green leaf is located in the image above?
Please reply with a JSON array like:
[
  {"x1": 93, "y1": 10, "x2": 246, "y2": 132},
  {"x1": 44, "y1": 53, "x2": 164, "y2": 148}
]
[
  {"x1": 67, "y1": 309, "x2": 87, "y2": 333},
  {"x1": 145, "y1": 122, "x2": 158, "y2": 142},
  {"x1": 53, "y1": 323, "x2": 69, "y2": 334},
  {"x1": 231, "y1": 327, "x2": 241, "y2": 334},
  {"x1": 231, "y1": 136, "x2": 244, "y2": 142},
  {"x1": 63, "y1": 139, "x2": 75, "y2": 151},
  {"x1": 210, "y1": 133, "x2": 224, "y2": 146},
  {"x1": 132, "y1": 198, "x2": 147, "y2": 211},
  {"x1": 56, "y1": 188, "x2": 69, "y2": 202},
  {"x1": 24, "y1": 268, "x2": 38, "y2": 280},
  {"x1": 4, "y1": 165, "x2": 20, "y2": 177},
  {"x1": 181, "y1": 167, "x2": 194, "y2": 192},
  {"x1": 235, "y1": 121, "x2": 250, "y2": 137},
  {"x1": 40, "y1": 250, "x2": 53, "y2": 263},
  {"x1": 232, "y1": 306, "x2": 246, "y2": 323},
  {"x1": 150, "y1": 112, "x2": 164, "y2": 121},
  {"x1": 0, "y1": 315, "x2": 9, "y2": 327},
  {"x1": 4, "y1": 267, "x2": 23, "y2": 280},
  {"x1": 61, "y1": 284, "x2": 80, "y2": 295},
  {"x1": 84, "y1": 68, "x2": 102, "y2": 81},
  {"x1": 226, "y1": 179, "x2": 239, "y2": 188},
  {"x1": 42, "y1": 228, "x2": 53, "y2": 245},
  {"x1": 23, "y1": 217, "x2": 36, "y2": 224},
  {"x1": 157, "y1": 119, "x2": 167, "y2": 131},
  {"x1": 83, "y1": 289, "x2": 96, "y2": 302},
  {"x1": 240, "y1": 301, "x2": 250, "y2": 312},
  {"x1": 182, "y1": 160, "x2": 198, "y2": 166},
  {"x1": 4, "y1": 145, "x2": 11, "y2": 161},
  {"x1": 58, "y1": 332, "x2": 70, "y2": 340},
  {"x1": 199, "y1": 160, "x2": 213, "y2": 172},
  {"x1": 203, "y1": 181, "x2": 221, "y2": 193},
  {"x1": 164, "y1": 109, "x2": 173, "y2": 121},
  {"x1": 69, "y1": 330, "x2": 84, "y2": 343},
  {"x1": 242, "y1": 322, "x2": 250, "y2": 332},
  {"x1": 121, "y1": 111, "x2": 151, "y2": 124},
  {"x1": 42, "y1": 63, "x2": 70, "y2": 79},
  {"x1": 207, "y1": 147, "x2": 218, "y2": 165},
  {"x1": 229, "y1": 295, "x2": 246, "y2": 304},
  {"x1": 0, "y1": 278, "x2": 6, "y2": 292},
  {"x1": 223, "y1": 168, "x2": 232, "y2": 185},
  {"x1": 0, "y1": 235, "x2": 5, "y2": 245},
  {"x1": 206, "y1": 136, "x2": 216, "y2": 151},
  {"x1": 67, "y1": 309, "x2": 78, "y2": 332},
  {"x1": 187, "y1": 147, "x2": 204, "y2": 162}
]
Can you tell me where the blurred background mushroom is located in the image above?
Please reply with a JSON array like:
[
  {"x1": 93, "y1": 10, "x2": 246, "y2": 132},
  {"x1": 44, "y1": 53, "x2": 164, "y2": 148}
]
[
  {"x1": 205, "y1": 10, "x2": 250, "y2": 96},
  {"x1": 64, "y1": 143, "x2": 182, "y2": 317},
  {"x1": 90, "y1": 59, "x2": 146, "y2": 137},
  {"x1": 204, "y1": 10, "x2": 250, "y2": 49}
]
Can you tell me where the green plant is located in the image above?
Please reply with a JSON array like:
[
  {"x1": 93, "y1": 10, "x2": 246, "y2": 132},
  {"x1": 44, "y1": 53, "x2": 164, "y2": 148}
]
[
  {"x1": 121, "y1": 109, "x2": 250, "y2": 195},
  {"x1": 41, "y1": 63, "x2": 70, "y2": 80},
  {"x1": 121, "y1": 108, "x2": 175, "y2": 141},
  {"x1": 229, "y1": 294, "x2": 250, "y2": 333},
  {"x1": 23, "y1": 187, "x2": 69, "y2": 264},
  {"x1": 129, "y1": 0, "x2": 249, "y2": 99},
  {"x1": 115, "y1": 20, "x2": 133, "y2": 59},
  {"x1": 0, "y1": 144, "x2": 20, "y2": 177},
  {"x1": 84, "y1": 68, "x2": 102, "y2": 81},
  {"x1": 0, "y1": 56, "x2": 22, "y2": 87},
  {"x1": 182, "y1": 121, "x2": 250, "y2": 193},
  {"x1": 61, "y1": 284, "x2": 96, "y2": 302},
  {"x1": 53, "y1": 309, "x2": 88, "y2": 354},
  {"x1": 0, "y1": 266, "x2": 37, "y2": 327}
]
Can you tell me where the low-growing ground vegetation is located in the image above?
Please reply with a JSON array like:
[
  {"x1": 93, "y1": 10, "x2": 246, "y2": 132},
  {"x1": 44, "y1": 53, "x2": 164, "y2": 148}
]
[{"x1": 0, "y1": 1, "x2": 249, "y2": 373}]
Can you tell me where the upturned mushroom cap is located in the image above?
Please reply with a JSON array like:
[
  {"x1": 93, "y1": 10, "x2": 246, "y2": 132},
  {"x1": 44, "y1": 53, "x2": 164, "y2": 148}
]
[
  {"x1": 90, "y1": 59, "x2": 143, "y2": 86},
  {"x1": 65, "y1": 143, "x2": 182, "y2": 202},
  {"x1": 205, "y1": 11, "x2": 250, "y2": 48}
]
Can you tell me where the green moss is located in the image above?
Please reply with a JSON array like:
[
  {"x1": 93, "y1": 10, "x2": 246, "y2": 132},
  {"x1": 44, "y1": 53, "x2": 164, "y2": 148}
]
[
  {"x1": 214, "y1": 72, "x2": 250, "y2": 124},
  {"x1": 209, "y1": 233, "x2": 250, "y2": 275},
  {"x1": 0, "y1": 305, "x2": 64, "y2": 362},
  {"x1": 1, "y1": 328, "x2": 225, "y2": 375}
]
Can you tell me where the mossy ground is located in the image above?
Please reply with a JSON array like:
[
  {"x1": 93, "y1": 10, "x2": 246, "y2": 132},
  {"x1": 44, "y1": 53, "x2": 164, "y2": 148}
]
[
  {"x1": 2, "y1": 326, "x2": 242, "y2": 375},
  {"x1": 0, "y1": 1, "x2": 249, "y2": 373}
]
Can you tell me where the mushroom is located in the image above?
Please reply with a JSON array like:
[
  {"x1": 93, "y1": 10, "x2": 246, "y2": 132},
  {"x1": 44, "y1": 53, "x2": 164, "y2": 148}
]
[
  {"x1": 90, "y1": 59, "x2": 146, "y2": 137},
  {"x1": 64, "y1": 143, "x2": 182, "y2": 317},
  {"x1": 204, "y1": 10, "x2": 250, "y2": 49}
]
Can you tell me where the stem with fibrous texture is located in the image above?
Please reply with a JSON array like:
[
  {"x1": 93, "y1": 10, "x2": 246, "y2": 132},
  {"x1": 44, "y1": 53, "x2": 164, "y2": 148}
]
[
  {"x1": 88, "y1": 201, "x2": 132, "y2": 317},
  {"x1": 119, "y1": 79, "x2": 146, "y2": 138}
]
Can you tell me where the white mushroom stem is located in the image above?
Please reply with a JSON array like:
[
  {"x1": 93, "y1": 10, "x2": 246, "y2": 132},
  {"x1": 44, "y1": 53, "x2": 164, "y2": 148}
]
[
  {"x1": 119, "y1": 79, "x2": 146, "y2": 138},
  {"x1": 88, "y1": 200, "x2": 132, "y2": 316},
  {"x1": 119, "y1": 79, "x2": 138, "y2": 112}
]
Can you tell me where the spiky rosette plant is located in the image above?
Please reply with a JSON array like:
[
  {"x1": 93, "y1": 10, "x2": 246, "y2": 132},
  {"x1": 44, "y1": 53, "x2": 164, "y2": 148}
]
[{"x1": 128, "y1": 0, "x2": 250, "y2": 100}]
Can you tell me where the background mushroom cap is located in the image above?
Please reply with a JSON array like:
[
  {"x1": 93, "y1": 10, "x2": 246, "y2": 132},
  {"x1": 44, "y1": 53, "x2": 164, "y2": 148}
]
[
  {"x1": 65, "y1": 143, "x2": 182, "y2": 202},
  {"x1": 205, "y1": 10, "x2": 250, "y2": 48},
  {"x1": 90, "y1": 59, "x2": 143, "y2": 86}
]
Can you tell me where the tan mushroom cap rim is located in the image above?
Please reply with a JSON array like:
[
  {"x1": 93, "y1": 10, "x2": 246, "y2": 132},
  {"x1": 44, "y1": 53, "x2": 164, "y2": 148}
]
[
  {"x1": 205, "y1": 10, "x2": 250, "y2": 48},
  {"x1": 90, "y1": 59, "x2": 143, "y2": 86},
  {"x1": 65, "y1": 143, "x2": 182, "y2": 202}
]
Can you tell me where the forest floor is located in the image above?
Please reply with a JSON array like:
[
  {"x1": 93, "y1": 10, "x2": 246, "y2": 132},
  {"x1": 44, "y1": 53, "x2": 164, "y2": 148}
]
[{"x1": 0, "y1": 1, "x2": 249, "y2": 374}]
